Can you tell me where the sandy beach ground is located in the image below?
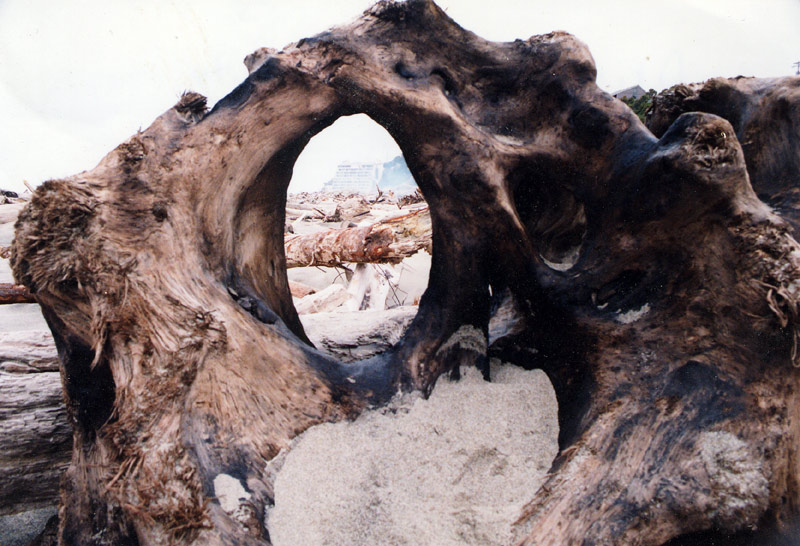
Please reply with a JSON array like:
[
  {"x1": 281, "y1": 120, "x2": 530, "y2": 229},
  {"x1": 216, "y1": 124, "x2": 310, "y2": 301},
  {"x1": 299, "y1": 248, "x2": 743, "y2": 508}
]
[{"x1": 267, "y1": 364, "x2": 558, "y2": 545}]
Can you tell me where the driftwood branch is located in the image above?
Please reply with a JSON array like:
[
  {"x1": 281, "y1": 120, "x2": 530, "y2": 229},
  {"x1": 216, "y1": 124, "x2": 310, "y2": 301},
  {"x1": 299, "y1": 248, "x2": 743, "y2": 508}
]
[
  {"x1": 284, "y1": 207, "x2": 431, "y2": 268},
  {"x1": 0, "y1": 282, "x2": 36, "y2": 304}
]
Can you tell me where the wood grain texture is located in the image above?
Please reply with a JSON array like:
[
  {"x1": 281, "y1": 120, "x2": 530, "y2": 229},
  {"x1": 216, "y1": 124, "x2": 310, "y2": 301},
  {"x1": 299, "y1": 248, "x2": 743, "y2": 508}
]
[
  {"x1": 0, "y1": 330, "x2": 69, "y2": 516},
  {"x1": 0, "y1": 316, "x2": 416, "y2": 520},
  {"x1": 0, "y1": 283, "x2": 35, "y2": 304},
  {"x1": 284, "y1": 207, "x2": 431, "y2": 268}
]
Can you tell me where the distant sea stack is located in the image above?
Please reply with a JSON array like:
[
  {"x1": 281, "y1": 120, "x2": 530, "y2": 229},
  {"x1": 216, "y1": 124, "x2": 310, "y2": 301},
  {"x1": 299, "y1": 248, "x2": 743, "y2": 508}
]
[
  {"x1": 322, "y1": 155, "x2": 417, "y2": 195},
  {"x1": 378, "y1": 156, "x2": 417, "y2": 195}
]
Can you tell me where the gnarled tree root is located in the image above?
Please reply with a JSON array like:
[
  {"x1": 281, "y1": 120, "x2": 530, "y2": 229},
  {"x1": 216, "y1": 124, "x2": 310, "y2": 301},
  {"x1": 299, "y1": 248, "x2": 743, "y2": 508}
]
[{"x1": 10, "y1": 1, "x2": 800, "y2": 544}]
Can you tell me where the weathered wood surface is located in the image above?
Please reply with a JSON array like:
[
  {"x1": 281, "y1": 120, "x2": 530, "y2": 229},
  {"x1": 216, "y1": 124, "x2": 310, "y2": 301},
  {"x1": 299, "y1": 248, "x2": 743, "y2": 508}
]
[
  {"x1": 0, "y1": 372, "x2": 70, "y2": 516},
  {"x1": 293, "y1": 283, "x2": 353, "y2": 314},
  {"x1": 0, "y1": 315, "x2": 417, "y2": 518},
  {"x1": 9, "y1": 1, "x2": 800, "y2": 544},
  {"x1": 0, "y1": 330, "x2": 59, "y2": 372},
  {"x1": 290, "y1": 306, "x2": 416, "y2": 363},
  {"x1": 284, "y1": 207, "x2": 431, "y2": 268},
  {"x1": 647, "y1": 76, "x2": 800, "y2": 234},
  {"x1": 0, "y1": 282, "x2": 36, "y2": 304},
  {"x1": 287, "y1": 280, "x2": 316, "y2": 298},
  {"x1": 0, "y1": 331, "x2": 69, "y2": 516}
]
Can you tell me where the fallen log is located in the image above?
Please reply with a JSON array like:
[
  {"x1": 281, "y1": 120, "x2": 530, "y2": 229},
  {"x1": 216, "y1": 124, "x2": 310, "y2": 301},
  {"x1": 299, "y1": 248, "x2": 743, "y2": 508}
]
[
  {"x1": 301, "y1": 306, "x2": 417, "y2": 362},
  {"x1": 287, "y1": 280, "x2": 316, "y2": 298},
  {"x1": 293, "y1": 283, "x2": 353, "y2": 314},
  {"x1": 0, "y1": 371, "x2": 70, "y2": 516},
  {"x1": 0, "y1": 330, "x2": 60, "y2": 372},
  {"x1": 284, "y1": 206, "x2": 322, "y2": 220},
  {"x1": 9, "y1": 1, "x2": 800, "y2": 544},
  {"x1": 0, "y1": 331, "x2": 69, "y2": 516},
  {"x1": 284, "y1": 207, "x2": 431, "y2": 268},
  {"x1": 0, "y1": 282, "x2": 36, "y2": 304}
]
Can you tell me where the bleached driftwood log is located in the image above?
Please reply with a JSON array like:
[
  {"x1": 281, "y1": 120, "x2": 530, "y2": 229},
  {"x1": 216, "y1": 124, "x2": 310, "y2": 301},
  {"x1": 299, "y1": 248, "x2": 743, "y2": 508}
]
[
  {"x1": 287, "y1": 280, "x2": 316, "y2": 298},
  {"x1": 293, "y1": 284, "x2": 353, "y2": 314},
  {"x1": 301, "y1": 307, "x2": 417, "y2": 362},
  {"x1": 9, "y1": 1, "x2": 800, "y2": 544},
  {"x1": 0, "y1": 331, "x2": 69, "y2": 516}
]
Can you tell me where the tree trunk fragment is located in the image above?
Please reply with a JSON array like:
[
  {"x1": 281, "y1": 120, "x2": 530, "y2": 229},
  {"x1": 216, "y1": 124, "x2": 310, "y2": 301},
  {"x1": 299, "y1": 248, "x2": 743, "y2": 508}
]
[{"x1": 0, "y1": 315, "x2": 418, "y2": 522}]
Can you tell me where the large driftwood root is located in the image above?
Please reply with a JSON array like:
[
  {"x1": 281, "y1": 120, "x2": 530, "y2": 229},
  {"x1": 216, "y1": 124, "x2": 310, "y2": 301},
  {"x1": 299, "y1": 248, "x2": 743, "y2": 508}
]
[
  {"x1": 0, "y1": 314, "x2": 417, "y2": 522},
  {"x1": 10, "y1": 1, "x2": 800, "y2": 544},
  {"x1": 647, "y1": 76, "x2": 800, "y2": 235}
]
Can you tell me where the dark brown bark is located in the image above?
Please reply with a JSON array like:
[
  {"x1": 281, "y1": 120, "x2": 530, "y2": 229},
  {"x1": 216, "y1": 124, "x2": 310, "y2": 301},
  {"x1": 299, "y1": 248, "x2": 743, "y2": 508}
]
[
  {"x1": 647, "y1": 76, "x2": 800, "y2": 234},
  {"x1": 9, "y1": 1, "x2": 800, "y2": 544},
  {"x1": 284, "y1": 207, "x2": 431, "y2": 268}
]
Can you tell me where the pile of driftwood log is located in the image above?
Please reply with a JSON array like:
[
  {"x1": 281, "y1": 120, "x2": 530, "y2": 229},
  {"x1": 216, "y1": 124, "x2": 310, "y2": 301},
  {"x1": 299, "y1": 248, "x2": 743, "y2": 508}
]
[
  {"x1": 283, "y1": 190, "x2": 430, "y2": 313},
  {"x1": 4, "y1": 0, "x2": 800, "y2": 544}
]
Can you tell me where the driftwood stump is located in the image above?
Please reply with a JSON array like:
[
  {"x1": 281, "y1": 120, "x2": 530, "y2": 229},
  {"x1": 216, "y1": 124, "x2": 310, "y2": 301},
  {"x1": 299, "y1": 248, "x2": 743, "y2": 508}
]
[
  {"x1": 10, "y1": 1, "x2": 800, "y2": 544},
  {"x1": 647, "y1": 75, "x2": 800, "y2": 241}
]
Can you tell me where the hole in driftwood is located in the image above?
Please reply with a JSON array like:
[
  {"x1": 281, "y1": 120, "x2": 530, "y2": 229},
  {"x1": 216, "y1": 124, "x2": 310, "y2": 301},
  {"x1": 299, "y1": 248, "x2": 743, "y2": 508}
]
[
  {"x1": 265, "y1": 110, "x2": 566, "y2": 544},
  {"x1": 283, "y1": 114, "x2": 431, "y2": 362},
  {"x1": 508, "y1": 162, "x2": 588, "y2": 272},
  {"x1": 42, "y1": 309, "x2": 116, "y2": 438}
]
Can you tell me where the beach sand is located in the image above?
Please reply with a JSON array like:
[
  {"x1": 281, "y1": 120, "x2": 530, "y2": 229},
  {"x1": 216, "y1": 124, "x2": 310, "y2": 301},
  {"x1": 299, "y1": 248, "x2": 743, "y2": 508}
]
[{"x1": 267, "y1": 363, "x2": 558, "y2": 546}]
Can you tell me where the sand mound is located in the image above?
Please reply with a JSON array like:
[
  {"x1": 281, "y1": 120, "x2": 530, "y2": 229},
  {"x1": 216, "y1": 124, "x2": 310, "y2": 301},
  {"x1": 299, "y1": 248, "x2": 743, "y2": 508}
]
[{"x1": 267, "y1": 364, "x2": 558, "y2": 545}]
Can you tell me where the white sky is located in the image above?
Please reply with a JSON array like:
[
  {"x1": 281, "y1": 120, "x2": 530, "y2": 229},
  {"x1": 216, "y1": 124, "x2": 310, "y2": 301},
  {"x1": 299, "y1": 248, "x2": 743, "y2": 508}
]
[{"x1": 1, "y1": 0, "x2": 798, "y2": 194}]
